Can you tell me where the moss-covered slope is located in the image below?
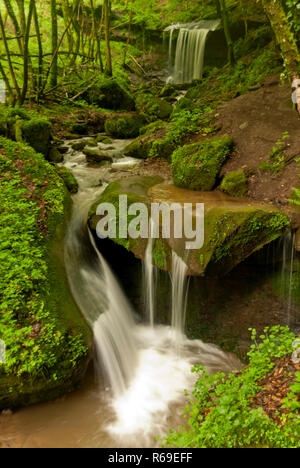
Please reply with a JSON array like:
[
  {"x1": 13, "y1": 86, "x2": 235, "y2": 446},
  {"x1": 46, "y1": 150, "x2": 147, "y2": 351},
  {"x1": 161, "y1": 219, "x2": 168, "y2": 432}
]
[{"x1": 0, "y1": 138, "x2": 92, "y2": 410}]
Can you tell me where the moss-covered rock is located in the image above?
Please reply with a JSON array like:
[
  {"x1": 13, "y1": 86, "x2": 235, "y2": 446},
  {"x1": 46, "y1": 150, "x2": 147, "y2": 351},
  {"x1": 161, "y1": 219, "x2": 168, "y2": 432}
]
[
  {"x1": 72, "y1": 140, "x2": 87, "y2": 151},
  {"x1": 83, "y1": 147, "x2": 113, "y2": 163},
  {"x1": 172, "y1": 136, "x2": 234, "y2": 191},
  {"x1": 81, "y1": 78, "x2": 135, "y2": 111},
  {"x1": 0, "y1": 137, "x2": 92, "y2": 410},
  {"x1": 221, "y1": 170, "x2": 248, "y2": 197},
  {"x1": 56, "y1": 166, "x2": 79, "y2": 194},
  {"x1": 105, "y1": 115, "x2": 144, "y2": 139},
  {"x1": 123, "y1": 121, "x2": 175, "y2": 160},
  {"x1": 88, "y1": 177, "x2": 290, "y2": 278},
  {"x1": 21, "y1": 118, "x2": 52, "y2": 157},
  {"x1": 96, "y1": 135, "x2": 113, "y2": 144},
  {"x1": 0, "y1": 105, "x2": 52, "y2": 157},
  {"x1": 48, "y1": 147, "x2": 64, "y2": 163},
  {"x1": 88, "y1": 175, "x2": 163, "y2": 254},
  {"x1": 135, "y1": 93, "x2": 173, "y2": 122}
]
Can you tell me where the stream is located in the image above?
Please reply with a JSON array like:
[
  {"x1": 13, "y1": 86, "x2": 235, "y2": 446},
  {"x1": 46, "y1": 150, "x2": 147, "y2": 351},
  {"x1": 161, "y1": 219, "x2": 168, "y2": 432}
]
[{"x1": 0, "y1": 136, "x2": 298, "y2": 448}]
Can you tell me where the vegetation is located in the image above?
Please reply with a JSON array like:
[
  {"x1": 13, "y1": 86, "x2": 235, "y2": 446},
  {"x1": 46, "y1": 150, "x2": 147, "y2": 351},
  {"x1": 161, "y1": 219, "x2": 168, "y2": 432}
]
[
  {"x1": 221, "y1": 170, "x2": 248, "y2": 197},
  {"x1": 0, "y1": 137, "x2": 91, "y2": 408},
  {"x1": 0, "y1": 0, "x2": 299, "y2": 449},
  {"x1": 172, "y1": 136, "x2": 234, "y2": 191},
  {"x1": 162, "y1": 326, "x2": 299, "y2": 448}
]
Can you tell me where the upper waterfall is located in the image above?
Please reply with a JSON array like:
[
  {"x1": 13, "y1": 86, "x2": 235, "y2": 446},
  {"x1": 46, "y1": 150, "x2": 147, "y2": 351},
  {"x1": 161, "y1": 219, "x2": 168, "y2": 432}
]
[{"x1": 164, "y1": 19, "x2": 221, "y2": 84}]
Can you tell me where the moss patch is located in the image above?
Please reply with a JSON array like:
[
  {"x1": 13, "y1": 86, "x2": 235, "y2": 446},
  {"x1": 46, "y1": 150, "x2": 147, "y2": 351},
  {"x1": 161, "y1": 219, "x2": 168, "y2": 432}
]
[
  {"x1": 105, "y1": 115, "x2": 144, "y2": 139},
  {"x1": 0, "y1": 137, "x2": 91, "y2": 410},
  {"x1": 135, "y1": 93, "x2": 173, "y2": 123},
  {"x1": 172, "y1": 136, "x2": 234, "y2": 191},
  {"x1": 221, "y1": 170, "x2": 248, "y2": 197}
]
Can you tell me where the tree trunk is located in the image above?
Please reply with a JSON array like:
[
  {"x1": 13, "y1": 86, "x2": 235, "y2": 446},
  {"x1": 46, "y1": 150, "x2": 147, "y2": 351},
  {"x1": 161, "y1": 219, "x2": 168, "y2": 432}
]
[
  {"x1": 104, "y1": 0, "x2": 112, "y2": 76},
  {"x1": 0, "y1": 10, "x2": 21, "y2": 103},
  {"x1": 50, "y1": 0, "x2": 58, "y2": 87},
  {"x1": 261, "y1": 0, "x2": 300, "y2": 78},
  {"x1": 219, "y1": 0, "x2": 235, "y2": 65},
  {"x1": 20, "y1": 0, "x2": 35, "y2": 105}
]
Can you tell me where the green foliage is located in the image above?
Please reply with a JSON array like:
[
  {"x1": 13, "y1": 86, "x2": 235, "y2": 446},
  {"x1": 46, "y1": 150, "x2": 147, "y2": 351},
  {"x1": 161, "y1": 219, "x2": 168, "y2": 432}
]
[
  {"x1": 105, "y1": 115, "x2": 144, "y2": 138},
  {"x1": 284, "y1": 0, "x2": 300, "y2": 33},
  {"x1": 162, "y1": 326, "x2": 300, "y2": 448},
  {"x1": 172, "y1": 136, "x2": 234, "y2": 191},
  {"x1": 259, "y1": 132, "x2": 290, "y2": 174},
  {"x1": 0, "y1": 137, "x2": 87, "y2": 381},
  {"x1": 135, "y1": 93, "x2": 173, "y2": 123},
  {"x1": 56, "y1": 166, "x2": 79, "y2": 194},
  {"x1": 221, "y1": 170, "x2": 248, "y2": 197}
]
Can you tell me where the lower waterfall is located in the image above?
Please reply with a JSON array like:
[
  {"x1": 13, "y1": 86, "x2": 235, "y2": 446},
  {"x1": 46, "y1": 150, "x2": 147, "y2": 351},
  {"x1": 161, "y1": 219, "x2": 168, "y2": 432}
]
[{"x1": 63, "y1": 139, "x2": 242, "y2": 442}]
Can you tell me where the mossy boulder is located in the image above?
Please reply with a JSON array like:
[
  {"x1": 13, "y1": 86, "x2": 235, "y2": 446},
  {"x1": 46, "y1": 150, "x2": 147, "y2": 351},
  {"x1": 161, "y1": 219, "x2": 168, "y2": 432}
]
[
  {"x1": 0, "y1": 106, "x2": 52, "y2": 157},
  {"x1": 104, "y1": 115, "x2": 144, "y2": 139},
  {"x1": 135, "y1": 93, "x2": 173, "y2": 122},
  {"x1": 0, "y1": 137, "x2": 92, "y2": 410},
  {"x1": 123, "y1": 121, "x2": 175, "y2": 160},
  {"x1": 172, "y1": 136, "x2": 234, "y2": 191},
  {"x1": 56, "y1": 166, "x2": 79, "y2": 194},
  {"x1": 21, "y1": 118, "x2": 52, "y2": 157},
  {"x1": 221, "y1": 170, "x2": 248, "y2": 197},
  {"x1": 81, "y1": 78, "x2": 135, "y2": 111},
  {"x1": 96, "y1": 135, "x2": 113, "y2": 144},
  {"x1": 88, "y1": 177, "x2": 290, "y2": 278},
  {"x1": 48, "y1": 147, "x2": 64, "y2": 163},
  {"x1": 83, "y1": 147, "x2": 113, "y2": 163}
]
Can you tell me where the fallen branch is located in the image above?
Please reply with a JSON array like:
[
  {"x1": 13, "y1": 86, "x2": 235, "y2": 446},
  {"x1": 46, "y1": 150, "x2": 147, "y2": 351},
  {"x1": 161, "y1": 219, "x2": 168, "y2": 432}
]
[{"x1": 128, "y1": 54, "x2": 146, "y2": 75}]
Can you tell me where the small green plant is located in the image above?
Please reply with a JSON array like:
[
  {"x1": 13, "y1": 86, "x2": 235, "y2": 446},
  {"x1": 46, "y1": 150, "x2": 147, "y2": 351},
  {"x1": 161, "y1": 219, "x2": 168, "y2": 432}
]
[
  {"x1": 259, "y1": 132, "x2": 290, "y2": 174},
  {"x1": 161, "y1": 326, "x2": 299, "y2": 448}
]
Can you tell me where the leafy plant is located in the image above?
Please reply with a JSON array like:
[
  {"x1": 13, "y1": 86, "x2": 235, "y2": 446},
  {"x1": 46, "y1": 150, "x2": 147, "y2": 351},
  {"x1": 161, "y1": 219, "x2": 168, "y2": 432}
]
[{"x1": 161, "y1": 326, "x2": 299, "y2": 448}]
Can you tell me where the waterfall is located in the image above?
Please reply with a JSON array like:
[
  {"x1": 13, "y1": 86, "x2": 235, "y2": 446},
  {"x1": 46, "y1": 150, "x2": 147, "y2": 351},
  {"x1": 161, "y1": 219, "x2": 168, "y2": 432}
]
[
  {"x1": 62, "y1": 139, "x2": 242, "y2": 439},
  {"x1": 165, "y1": 19, "x2": 220, "y2": 84},
  {"x1": 143, "y1": 219, "x2": 157, "y2": 327},
  {"x1": 171, "y1": 252, "x2": 189, "y2": 343}
]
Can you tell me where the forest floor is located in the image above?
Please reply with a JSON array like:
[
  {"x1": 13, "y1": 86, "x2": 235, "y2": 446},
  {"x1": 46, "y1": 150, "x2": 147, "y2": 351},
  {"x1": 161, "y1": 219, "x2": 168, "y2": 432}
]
[{"x1": 217, "y1": 73, "x2": 300, "y2": 206}]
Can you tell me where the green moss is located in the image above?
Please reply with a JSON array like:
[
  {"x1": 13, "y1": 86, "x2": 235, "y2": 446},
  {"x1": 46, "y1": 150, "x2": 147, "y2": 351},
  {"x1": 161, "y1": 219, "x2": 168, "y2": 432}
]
[
  {"x1": 153, "y1": 239, "x2": 168, "y2": 269},
  {"x1": 124, "y1": 121, "x2": 173, "y2": 160},
  {"x1": 88, "y1": 176, "x2": 163, "y2": 256},
  {"x1": 105, "y1": 115, "x2": 144, "y2": 139},
  {"x1": 221, "y1": 170, "x2": 248, "y2": 197},
  {"x1": 21, "y1": 118, "x2": 52, "y2": 157},
  {"x1": 172, "y1": 136, "x2": 234, "y2": 191},
  {"x1": 56, "y1": 166, "x2": 79, "y2": 194},
  {"x1": 172, "y1": 97, "x2": 196, "y2": 115},
  {"x1": 135, "y1": 93, "x2": 173, "y2": 122},
  {"x1": 195, "y1": 208, "x2": 290, "y2": 277},
  {"x1": 80, "y1": 77, "x2": 135, "y2": 111},
  {"x1": 0, "y1": 137, "x2": 91, "y2": 410}
]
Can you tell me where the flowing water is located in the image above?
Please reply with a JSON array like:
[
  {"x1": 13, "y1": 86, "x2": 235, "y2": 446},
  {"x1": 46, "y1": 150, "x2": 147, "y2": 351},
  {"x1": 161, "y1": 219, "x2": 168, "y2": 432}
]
[
  {"x1": 0, "y1": 137, "x2": 243, "y2": 448},
  {"x1": 165, "y1": 20, "x2": 220, "y2": 84}
]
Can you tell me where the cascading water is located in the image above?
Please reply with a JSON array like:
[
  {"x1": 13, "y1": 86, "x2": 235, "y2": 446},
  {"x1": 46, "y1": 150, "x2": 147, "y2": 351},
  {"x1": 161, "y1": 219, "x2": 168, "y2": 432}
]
[
  {"x1": 165, "y1": 20, "x2": 220, "y2": 84},
  {"x1": 171, "y1": 252, "x2": 189, "y2": 349},
  {"x1": 62, "y1": 137, "x2": 242, "y2": 443},
  {"x1": 143, "y1": 219, "x2": 157, "y2": 327}
]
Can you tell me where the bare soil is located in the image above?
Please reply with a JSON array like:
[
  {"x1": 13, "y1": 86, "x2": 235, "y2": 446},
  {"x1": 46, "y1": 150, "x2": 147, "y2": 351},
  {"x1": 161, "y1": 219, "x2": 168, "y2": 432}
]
[{"x1": 217, "y1": 74, "x2": 300, "y2": 206}]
